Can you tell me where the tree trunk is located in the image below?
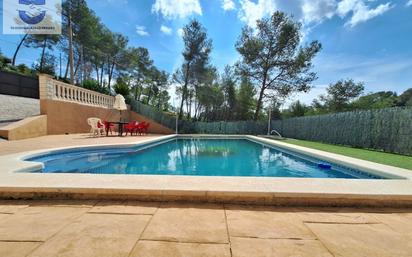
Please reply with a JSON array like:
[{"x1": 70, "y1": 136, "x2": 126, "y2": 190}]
[
  {"x1": 178, "y1": 63, "x2": 191, "y2": 119},
  {"x1": 254, "y1": 72, "x2": 268, "y2": 121},
  {"x1": 107, "y1": 60, "x2": 115, "y2": 91},
  {"x1": 95, "y1": 65, "x2": 100, "y2": 85},
  {"x1": 12, "y1": 34, "x2": 27, "y2": 66},
  {"x1": 73, "y1": 60, "x2": 80, "y2": 82},
  {"x1": 64, "y1": 57, "x2": 69, "y2": 79},
  {"x1": 147, "y1": 85, "x2": 152, "y2": 104},
  {"x1": 134, "y1": 84, "x2": 138, "y2": 100},
  {"x1": 99, "y1": 64, "x2": 104, "y2": 87},
  {"x1": 39, "y1": 37, "x2": 48, "y2": 72}
]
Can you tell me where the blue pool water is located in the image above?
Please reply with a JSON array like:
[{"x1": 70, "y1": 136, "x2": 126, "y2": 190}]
[{"x1": 26, "y1": 138, "x2": 385, "y2": 179}]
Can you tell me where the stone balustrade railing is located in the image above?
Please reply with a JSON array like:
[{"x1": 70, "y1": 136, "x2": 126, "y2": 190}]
[{"x1": 39, "y1": 74, "x2": 114, "y2": 108}]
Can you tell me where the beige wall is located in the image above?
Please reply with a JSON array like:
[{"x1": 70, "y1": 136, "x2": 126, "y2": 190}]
[
  {"x1": 0, "y1": 115, "x2": 47, "y2": 140},
  {"x1": 40, "y1": 99, "x2": 173, "y2": 135}
]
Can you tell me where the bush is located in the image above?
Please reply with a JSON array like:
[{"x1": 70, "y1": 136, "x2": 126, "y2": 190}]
[
  {"x1": 82, "y1": 79, "x2": 110, "y2": 95},
  {"x1": 113, "y1": 80, "x2": 130, "y2": 97}
]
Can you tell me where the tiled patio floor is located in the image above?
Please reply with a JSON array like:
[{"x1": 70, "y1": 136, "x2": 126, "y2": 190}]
[
  {"x1": 0, "y1": 133, "x2": 162, "y2": 156},
  {"x1": 0, "y1": 200, "x2": 411, "y2": 257}
]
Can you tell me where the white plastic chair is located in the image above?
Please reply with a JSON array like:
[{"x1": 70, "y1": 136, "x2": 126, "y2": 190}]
[{"x1": 87, "y1": 117, "x2": 105, "y2": 137}]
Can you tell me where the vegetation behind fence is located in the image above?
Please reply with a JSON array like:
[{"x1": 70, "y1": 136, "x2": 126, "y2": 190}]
[
  {"x1": 271, "y1": 107, "x2": 412, "y2": 155},
  {"x1": 129, "y1": 100, "x2": 177, "y2": 129},
  {"x1": 179, "y1": 120, "x2": 267, "y2": 134},
  {"x1": 130, "y1": 100, "x2": 266, "y2": 134}
]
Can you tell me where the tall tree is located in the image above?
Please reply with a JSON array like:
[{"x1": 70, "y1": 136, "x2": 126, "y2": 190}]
[
  {"x1": 130, "y1": 47, "x2": 153, "y2": 100},
  {"x1": 352, "y1": 91, "x2": 398, "y2": 110},
  {"x1": 319, "y1": 79, "x2": 364, "y2": 112},
  {"x1": 236, "y1": 76, "x2": 256, "y2": 120},
  {"x1": 221, "y1": 65, "x2": 237, "y2": 120},
  {"x1": 175, "y1": 19, "x2": 212, "y2": 119},
  {"x1": 236, "y1": 11, "x2": 321, "y2": 120},
  {"x1": 24, "y1": 34, "x2": 60, "y2": 72},
  {"x1": 32, "y1": 52, "x2": 56, "y2": 75},
  {"x1": 397, "y1": 88, "x2": 412, "y2": 106},
  {"x1": 106, "y1": 33, "x2": 128, "y2": 90},
  {"x1": 286, "y1": 100, "x2": 308, "y2": 117},
  {"x1": 12, "y1": 34, "x2": 27, "y2": 66}
]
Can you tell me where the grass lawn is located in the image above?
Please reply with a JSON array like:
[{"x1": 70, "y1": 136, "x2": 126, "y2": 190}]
[{"x1": 283, "y1": 139, "x2": 412, "y2": 170}]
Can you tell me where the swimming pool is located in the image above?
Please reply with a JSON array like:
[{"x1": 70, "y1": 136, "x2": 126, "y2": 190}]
[{"x1": 26, "y1": 138, "x2": 386, "y2": 179}]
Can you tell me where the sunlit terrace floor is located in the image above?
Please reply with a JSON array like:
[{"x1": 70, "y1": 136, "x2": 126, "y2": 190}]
[
  {"x1": 0, "y1": 200, "x2": 411, "y2": 257},
  {"x1": 0, "y1": 133, "x2": 162, "y2": 156}
]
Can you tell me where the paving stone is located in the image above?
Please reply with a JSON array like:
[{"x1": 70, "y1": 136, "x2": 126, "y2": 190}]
[
  {"x1": 306, "y1": 223, "x2": 412, "y2": 257},
  {"x1": 298, "y1": 207, "x2": 379, "y2": 224},
  {"x1": 0, "y1": 200, "x2": 29, "y2": 214},
  {"x1": 372, "y1": 212, "x2": 412, "y2": 238},
  {"x1": 28, "y1": 213, "x2": 151, "y2": 257},
  {"x1": 230, "y1": 237, "x2": 333, "y2": 257},
  {"x1": 89, "y1": 200, "x2": 158, "y2": 215},
  {"x1": 226, "y1": 206, "x2": 315, "y2": 239},
  {"x1": 0, "y1": 214, "x2": 11, "y2": 221},
  {"x1": 0, "y1": 206, "x2": 88, "y2": 241},
  {"x1": 0, "y1": 242, "x2": 41, "y2": 257},
  {"x1": 142, "y1": 203, "x2": 228, "y2": 243},
  {"x1": 29, "y1": 200, "x2": 98, "y2": 208},
  {"x1": 129, "y1": 241, "x2": 231, "y2": 257}
]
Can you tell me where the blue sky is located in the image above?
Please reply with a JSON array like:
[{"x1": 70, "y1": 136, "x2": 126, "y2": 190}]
[{"x1": 1, "y1": 0, "x2": 412, "y2": 106}]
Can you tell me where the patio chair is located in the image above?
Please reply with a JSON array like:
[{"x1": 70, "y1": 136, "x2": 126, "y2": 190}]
[
  {"x1": 124, "y1": 121, "x2": 138, "y2": 136},
  {"x1": 104, "y1": 121, "x2": 115, "y2": 135},
  {"x1": 135, "y1": 121, "x2": 144, "y2": 135},
  {"x1": 87, "y1": 117, "x2": 105, "y2": 137},
  {"x1": 140, "y1": 122, "x2": 150, "y2": 135}
]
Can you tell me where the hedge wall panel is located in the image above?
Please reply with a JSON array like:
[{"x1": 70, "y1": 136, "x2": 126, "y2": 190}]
[{"x1": 272, "y1": 107, "x2": 412, "y2": 155}]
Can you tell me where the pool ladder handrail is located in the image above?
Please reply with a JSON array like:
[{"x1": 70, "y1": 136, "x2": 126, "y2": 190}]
[{"x1": 270, "y1": 129, "x2": 282, "y2": 138}]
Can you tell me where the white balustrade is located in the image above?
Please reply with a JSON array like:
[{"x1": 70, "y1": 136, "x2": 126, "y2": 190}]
[{"x1": 39, "y1": 74, "x2": 115, "y2": 108}]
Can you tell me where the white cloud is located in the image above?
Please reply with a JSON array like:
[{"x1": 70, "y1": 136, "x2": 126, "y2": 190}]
[
  {"x1": 152, "y1": 0, "x2": 202, "y2": 19},
  {"x1": 238, "y1": 0, "x2": 277, "y2": 27},
  {"x1": 160, "y1": 25, "x2": 172, "y2": 35},
  {"x1": 337, "y1": 0, "x2": 393, "y2": 27},
  {"x1": 222, "y1": 0, "x2": 236, "y2": 11},
  {"x1": 301, "y1": 0, "x2": 337, "y2": 24},
  {"x1": 136, "y1": 25, "x2": 149, "y2": 36},
  {"x1": 406, "y1": 0, "x2": 412, "y2": 6},
  {"x1": 177, "y1": 28, "x2": 184, "y2": 37},
  {"x1": 235, "y1": 0, "x2": 393, "y2": 29},
  {"x1": 301, "y1": 0, "x2": 392, "y2": 27}
]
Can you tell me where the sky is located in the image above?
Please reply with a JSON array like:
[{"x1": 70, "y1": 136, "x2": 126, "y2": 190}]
[{"x1": 1, "y1": 0, "x2": 412, "y2": 107}]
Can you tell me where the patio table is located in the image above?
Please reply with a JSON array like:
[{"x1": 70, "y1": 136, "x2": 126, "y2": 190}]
[{"x1": 106, "y1": 121, "x2": 129, "y2": 137}]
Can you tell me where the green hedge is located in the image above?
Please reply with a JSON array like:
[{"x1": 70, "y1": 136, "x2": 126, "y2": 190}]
[{"x1": 271, "y1": 107, "x2": 412, "y2": 155}]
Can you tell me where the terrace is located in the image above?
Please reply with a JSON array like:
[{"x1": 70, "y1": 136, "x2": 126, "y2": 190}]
[
  {"x1": 1, "y1": 2, "x2": 412, "y2": 256},
  {"x1": 1, "y1": 200, "x2": 411, "y2": 257}
]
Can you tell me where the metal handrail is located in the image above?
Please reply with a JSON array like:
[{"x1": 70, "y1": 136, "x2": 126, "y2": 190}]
[{"x1": 270, "y1": 129, "x2": 282, "y2": 138}]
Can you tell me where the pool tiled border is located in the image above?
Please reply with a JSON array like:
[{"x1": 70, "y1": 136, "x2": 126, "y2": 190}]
[{"x1": 0, "y1": 134, "x2": 411, "y2": 207}]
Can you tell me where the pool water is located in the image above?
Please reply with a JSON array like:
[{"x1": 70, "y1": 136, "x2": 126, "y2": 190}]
[{"x1": 27, "y1": 138, "x2": 384, "y2": 179}]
